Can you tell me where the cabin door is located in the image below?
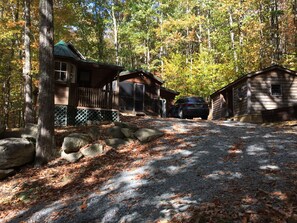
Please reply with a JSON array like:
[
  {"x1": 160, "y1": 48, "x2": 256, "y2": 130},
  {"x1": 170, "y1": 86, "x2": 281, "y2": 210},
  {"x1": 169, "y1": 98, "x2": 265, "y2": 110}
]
[{"x1": 134, "y1": 84, "x2": 144, "y2": 112}]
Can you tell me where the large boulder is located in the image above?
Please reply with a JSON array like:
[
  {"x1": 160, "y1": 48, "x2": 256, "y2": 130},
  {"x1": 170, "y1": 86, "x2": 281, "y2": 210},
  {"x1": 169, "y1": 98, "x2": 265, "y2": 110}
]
[
  {"x1": 114, "y1": 122, "x2": 138, "y2": 131},
  {"x1": 121, "y1": 128, "x2": 136, "y2": 139},
  {"x1": 0, "y1": 169, "x2": 14, "y2": 180},
  {"x1": 105, "y1": 138, "x2": 129, "y2": 148},
  {"x1": 0, "y1": 138, "x2": 35, "y2": 169},
  {"x1": 107, "y1": 126, "x2": 125, "y2": 139},
  {"x1": 134, "y1": 128, "x2": 164, "y2": 143},
  {"x1": 61, "y1": 150, "x2": 83, "y2": 163},
  {"x1": 87, "y1": 126, "x2": 101, "y2": 141},
  {"x1": 0, "y1": 124, "x2": 37, "y2": 141},
  {"x1": 62, "y1": 133, "x2": 92, "y2": 153},
  {"x1": 81, "y1": 143, "x2": 104, "y2": 158}
]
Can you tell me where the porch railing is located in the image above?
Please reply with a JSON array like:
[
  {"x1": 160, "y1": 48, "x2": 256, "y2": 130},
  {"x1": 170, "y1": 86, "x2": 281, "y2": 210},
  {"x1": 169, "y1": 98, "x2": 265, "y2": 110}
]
[{"x1": 76, "y1": 87, "x2": 118, "y2": 109}]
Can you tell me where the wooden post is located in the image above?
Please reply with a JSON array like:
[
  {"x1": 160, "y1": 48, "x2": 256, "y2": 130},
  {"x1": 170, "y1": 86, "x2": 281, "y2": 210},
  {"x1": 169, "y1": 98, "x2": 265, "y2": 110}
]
[
  {"x1": 108, "y1": 82, "x2": 113, "y2": 109},
  {"x1": 113, "y1": 73, "x2": 120, "y2": 109},
  {"x1": 104, "y1": 83, "x2": 108, "y2": 109},
  {"x1": 157, "y1": 84, "x2": 161, "y2": 117},
  {"x1": 247, "y1": 78, "x2": 252, "y2": 114}
]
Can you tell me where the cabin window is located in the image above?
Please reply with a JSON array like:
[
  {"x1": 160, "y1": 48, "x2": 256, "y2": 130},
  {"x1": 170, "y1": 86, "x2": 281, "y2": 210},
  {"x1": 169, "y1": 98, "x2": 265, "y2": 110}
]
[
  {"x1": 271, "y1": 84, "x2": 282, "y2": 96},
  {"x1": 54, "y1": 61, "x2": 76, "y2": 83}
]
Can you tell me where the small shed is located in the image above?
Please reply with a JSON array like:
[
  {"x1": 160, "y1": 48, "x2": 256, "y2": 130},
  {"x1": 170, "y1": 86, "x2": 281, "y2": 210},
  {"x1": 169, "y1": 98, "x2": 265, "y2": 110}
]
[
  {"x1": 118, "y1": 70, "x2": 164, "y2": 116},
  {"x1": 54, "y1": 41, "x2": 124, "y2": 125},
  {"x1": 210, "y1": 65, "x2": 297, "y2": 122}
]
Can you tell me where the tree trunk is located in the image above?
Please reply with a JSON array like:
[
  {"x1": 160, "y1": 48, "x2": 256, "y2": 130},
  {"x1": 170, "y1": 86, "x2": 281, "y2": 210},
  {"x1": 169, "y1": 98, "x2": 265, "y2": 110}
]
[
  {"x1": 293, "y1": 0, "x2": 297, "y2": 50},
  {"x1": 111, "y1": 3, "x2": 119, "y2": 65},
  {"x1": 228, "y1": 6, "x2": 239, "y2": 73},
  {"x1": 36, "y1": 0, "x2": 55, "y2": 166},
  {"x1": 271, "y1": 0, "x2": 280, "y2": 62},
  {"x1": 2, "y1": 76, "x2": 11, "y2": 129},
  {"x1": 207, "y1": 9, "x2": 212, "y2": 51},
  {"x1": 258, "y1": 2, "x2": 265, "y2": 68},
  {"x1": 23, "y1": 0, "x2": 34, "y2": 125}
]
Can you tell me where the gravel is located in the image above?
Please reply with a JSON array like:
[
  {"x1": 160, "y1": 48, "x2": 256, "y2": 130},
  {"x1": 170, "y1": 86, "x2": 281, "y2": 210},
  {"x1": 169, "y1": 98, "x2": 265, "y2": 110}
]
[{"x1": 5, "y1": 118, "x2": 297, "y2": 223}]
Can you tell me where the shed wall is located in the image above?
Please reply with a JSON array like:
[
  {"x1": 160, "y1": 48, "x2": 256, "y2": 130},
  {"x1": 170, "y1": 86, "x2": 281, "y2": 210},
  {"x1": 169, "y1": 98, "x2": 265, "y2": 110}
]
[
  {"x1": 250, "y1": 71, "x2": 297, "y2": 113},
  {"x1": 211, "y1": 94, "x2": 226, "y2": 120}
]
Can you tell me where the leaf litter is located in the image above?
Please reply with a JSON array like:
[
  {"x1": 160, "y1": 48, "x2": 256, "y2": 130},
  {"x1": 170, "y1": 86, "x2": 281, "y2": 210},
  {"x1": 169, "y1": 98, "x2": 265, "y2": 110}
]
[{"x1": 0, "y1": 116, "x2": 297, "y2": 222}]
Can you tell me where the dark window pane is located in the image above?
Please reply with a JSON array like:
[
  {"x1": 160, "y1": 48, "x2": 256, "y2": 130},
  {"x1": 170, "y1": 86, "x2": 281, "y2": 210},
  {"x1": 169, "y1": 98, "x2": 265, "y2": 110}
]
[
  {"x1": 120, "y1": 82, "x2": 134, "y2": 97},
  {"x1": 61, "y1": 72, "x2": 67, "y2": 81},
  {"x1": 61, "y1": 62, "x2": 67, "y2": 71},
  {"x1": 271, "y1": 84, "x2": 281, "y2": 96}
]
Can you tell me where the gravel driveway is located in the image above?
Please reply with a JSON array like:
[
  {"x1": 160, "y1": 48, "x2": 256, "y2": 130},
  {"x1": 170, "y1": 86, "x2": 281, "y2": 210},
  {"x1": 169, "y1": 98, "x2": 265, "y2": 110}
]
[{"x1": 5, "y1": 118, "x2": 297, "y2": 222}]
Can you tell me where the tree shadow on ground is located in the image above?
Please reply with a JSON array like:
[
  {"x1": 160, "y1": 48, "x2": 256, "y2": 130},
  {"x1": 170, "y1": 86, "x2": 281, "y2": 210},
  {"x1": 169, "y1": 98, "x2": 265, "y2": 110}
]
[{"x1": 3, "y1": 118, "x2": 297, "y2": 223}]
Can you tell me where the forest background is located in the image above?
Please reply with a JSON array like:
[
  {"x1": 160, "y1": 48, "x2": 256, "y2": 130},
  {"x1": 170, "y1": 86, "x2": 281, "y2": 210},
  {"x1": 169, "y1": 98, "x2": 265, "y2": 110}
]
[{"x1": 0, "y1": 0, "x2": 296, "y2": 128}]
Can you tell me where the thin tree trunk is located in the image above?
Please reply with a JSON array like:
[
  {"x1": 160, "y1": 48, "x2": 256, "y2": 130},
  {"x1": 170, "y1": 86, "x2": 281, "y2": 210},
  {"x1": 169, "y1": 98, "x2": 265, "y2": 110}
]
[
  {"x1": 228, "y1": 6, "x2": 238, "y2": 73},
  {"x1": 159, "y1": 11, "x2": 164, "y2": 75},
  {"x1": 271, "y1": 0, "x2": 280, "y2": 62},
  {"x1": 23, "y1": 0, "x2": 34, "y2": 125},
  {"x1": 207, "y1": 9, "x2": 212, "y2": 51},
  {"x1": 2, "y1": 76, "x2": 11, "y2": 129},
  {"x1": 94, "y1": 2, "x2": 104, "y2": 61},
  {"x1": 111, "y1": 3, "x2": 119, "y2": 65},
  {"x1": 258, "y1": 2, "x2": 265, "y2": 68},
  {"x1": 36, "y1": 0, "x2": 55, "y2": 166},
  {"x1": 293, "y1": 0, "x2": 297, "y2": 50}
]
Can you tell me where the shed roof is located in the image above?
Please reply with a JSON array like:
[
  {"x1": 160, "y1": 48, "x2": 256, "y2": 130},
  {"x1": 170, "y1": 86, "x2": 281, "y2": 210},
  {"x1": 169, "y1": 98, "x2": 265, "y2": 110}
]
[
  {"x1": 119, "y1": 69, "x2": 164, "y2": 84},
  {"x1": 210, "y1": 64, "x2": 297, "y2": 97},
  {"x1": 160, "y1": 86, "x2": 179, "y2": 95}
]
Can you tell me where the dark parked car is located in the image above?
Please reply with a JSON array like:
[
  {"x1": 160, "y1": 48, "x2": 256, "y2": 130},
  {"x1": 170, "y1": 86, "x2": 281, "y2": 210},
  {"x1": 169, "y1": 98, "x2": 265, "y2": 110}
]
[{"x1": 169, "y1": 97, "x2": 209, "y2": 119}]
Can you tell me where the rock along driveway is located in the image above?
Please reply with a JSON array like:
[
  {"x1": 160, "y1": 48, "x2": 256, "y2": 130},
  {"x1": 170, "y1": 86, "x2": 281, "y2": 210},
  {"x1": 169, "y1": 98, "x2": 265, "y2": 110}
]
[{"x1": 4, "y1": 118, "x2": 297, "y2": 222}]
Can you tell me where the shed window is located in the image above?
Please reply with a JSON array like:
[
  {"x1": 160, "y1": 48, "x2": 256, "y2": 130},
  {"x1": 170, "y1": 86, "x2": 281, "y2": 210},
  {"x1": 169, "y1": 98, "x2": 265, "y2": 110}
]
[{"x1": 271, "y1": 84, "x2": 282, "y2": 96}]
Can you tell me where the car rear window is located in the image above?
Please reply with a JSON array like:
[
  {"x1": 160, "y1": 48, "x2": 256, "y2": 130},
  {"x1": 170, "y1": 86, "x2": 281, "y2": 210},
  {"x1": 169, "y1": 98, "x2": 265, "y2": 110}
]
[{"x1": 185, "y1": 97, "x2": 205, "y2": 103}]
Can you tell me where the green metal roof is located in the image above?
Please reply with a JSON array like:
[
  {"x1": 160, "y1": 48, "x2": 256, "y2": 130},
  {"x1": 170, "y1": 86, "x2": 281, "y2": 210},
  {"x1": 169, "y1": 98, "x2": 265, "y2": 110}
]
[
  {"x1": 54, "y1": 40, "x2": 84, "y2": 61},
  {"x1": 54, "y1": 41, "x2": 123, "y2": 71}
]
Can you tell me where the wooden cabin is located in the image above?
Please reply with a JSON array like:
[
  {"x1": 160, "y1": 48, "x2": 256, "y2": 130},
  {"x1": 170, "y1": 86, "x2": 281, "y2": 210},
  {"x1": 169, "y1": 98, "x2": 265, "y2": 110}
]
[
  {"x1": 210, "y1": 65, "x2": 297, "y2": 123},
  {"x1": 54, "y1": 41, "x2": 123, "y2": 125},
  {"x1": 118, "y1": 70, "x2": 164, "y2": 116}
]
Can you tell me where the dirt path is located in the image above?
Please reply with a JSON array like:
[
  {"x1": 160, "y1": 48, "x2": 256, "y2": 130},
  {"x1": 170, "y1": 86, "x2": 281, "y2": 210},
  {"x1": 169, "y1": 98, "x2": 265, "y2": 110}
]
[{"x1": 2, "y1": 118, "x2": 297, "y2": 222}]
